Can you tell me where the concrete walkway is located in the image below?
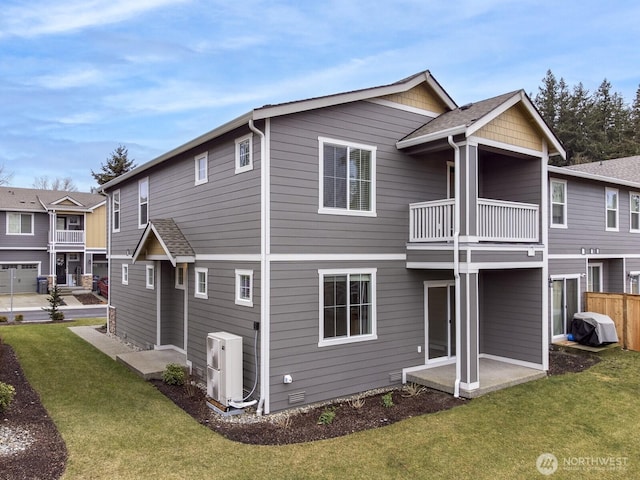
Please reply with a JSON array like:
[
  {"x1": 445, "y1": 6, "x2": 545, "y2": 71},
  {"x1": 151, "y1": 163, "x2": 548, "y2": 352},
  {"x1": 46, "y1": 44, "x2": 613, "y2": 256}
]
[{"x1": 69, "y1": 325, "x2": 186, "y2": 380}]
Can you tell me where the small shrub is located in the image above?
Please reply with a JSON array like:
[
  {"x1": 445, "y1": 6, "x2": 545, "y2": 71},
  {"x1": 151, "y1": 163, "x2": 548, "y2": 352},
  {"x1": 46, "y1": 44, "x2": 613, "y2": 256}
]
[
  {"x1": 381, "y1": 392, "x2": 394, "y2": 408},
  {"x1": 0, "y1": 382, "x2": 16, "y2": 413},
  {"x1": 348, "y1": 396, "x2": 365, "y2": 409},
  {"x1": 317, "y1": 406, "x2": 336, "y2": 425},
  {"x1": 272, "y1": 413, "x2": 292, "y2": 429},
  {"x1": 14, "y1": 314, "x2": 23, "y2": 322},
  {"x1": 0, "y1": 316, "x2": 7, "y2": 323},
  {"x1": 162, "y1": 363, "x2": 186, "y2": 386},
  {"x1": 402, "y1": 382, "x2": 426, "y2": 398}
]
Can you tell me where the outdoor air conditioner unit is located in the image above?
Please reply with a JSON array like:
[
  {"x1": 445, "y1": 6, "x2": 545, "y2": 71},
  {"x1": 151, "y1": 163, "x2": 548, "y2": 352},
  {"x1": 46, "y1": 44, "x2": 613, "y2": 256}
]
[{"x1": 206, "y1": 332, "x2": 243, "y2": 408}]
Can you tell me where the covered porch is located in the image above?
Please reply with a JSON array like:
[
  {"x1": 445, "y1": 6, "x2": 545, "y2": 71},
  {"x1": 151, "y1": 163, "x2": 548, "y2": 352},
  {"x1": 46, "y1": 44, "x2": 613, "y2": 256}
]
[{"x1": 405, "y1": 357, "x2": 546, "y2": 398}]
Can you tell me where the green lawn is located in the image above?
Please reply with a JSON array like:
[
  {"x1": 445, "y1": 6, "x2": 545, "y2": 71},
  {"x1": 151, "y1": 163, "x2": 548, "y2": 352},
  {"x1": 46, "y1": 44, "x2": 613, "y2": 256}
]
[{"x1": 1, "y1": 320, "x2": 638, "y2": 479}]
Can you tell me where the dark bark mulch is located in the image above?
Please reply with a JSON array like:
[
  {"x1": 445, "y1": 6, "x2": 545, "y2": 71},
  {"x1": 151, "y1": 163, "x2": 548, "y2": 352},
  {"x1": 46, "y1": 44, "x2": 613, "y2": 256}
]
[
  {"x1": 72, "y1": 294, "x2": 106, "y2": 305},
  {"x1": 0, "y1": 343, "x2": 67, "y2": 480}
]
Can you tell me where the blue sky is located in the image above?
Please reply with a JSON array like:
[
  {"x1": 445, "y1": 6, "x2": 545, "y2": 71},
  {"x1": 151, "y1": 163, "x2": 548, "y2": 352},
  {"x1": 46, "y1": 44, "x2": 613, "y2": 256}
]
[{"x1": 1, "y1": 0, "x2": 639, "y2": 192}]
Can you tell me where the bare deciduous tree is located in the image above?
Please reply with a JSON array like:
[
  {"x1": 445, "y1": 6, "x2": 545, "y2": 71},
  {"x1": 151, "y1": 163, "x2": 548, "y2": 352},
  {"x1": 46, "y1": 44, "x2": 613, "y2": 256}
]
[{"x1": 32, "y1": 176, "x2": 77, "y2": 192}]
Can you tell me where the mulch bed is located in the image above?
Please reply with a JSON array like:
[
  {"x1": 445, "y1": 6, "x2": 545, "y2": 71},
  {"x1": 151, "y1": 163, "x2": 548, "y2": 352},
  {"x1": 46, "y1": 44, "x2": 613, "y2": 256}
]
[
  {"x1": 0, "y1": 337, "x2": 602, "y2": 479},
  {"x1": 72, "y1": 294, "x2": 106, "y2": 305},
  {"x1": 0, "y1": 342, "x2": 67, "y2": 480}
]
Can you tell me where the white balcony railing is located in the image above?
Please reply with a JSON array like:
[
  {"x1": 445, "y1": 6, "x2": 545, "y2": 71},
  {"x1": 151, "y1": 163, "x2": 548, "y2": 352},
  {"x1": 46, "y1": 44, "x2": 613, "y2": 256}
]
[
  {"x1": 55, "y1": 230, "x2": 85, "y2": 244},
  {"x1": 409, "y1": 198, "x2": 539, "y2": 243},
  {"x1": 409, "y1": 199, "x2": 455, "y2": 242},
  {"x1": 477, "y1": 198, "x2": 539, "y2": 242}
]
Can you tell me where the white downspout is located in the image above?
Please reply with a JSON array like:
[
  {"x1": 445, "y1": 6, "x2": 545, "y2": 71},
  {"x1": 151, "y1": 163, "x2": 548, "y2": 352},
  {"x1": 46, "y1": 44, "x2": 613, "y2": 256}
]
[
  {"x1": 249, "y1": 118, "x2": 269, "y2": 415},
  {"x1": 105, "y1": 192, "x2": 112, "y2": 334},
  {"x1": 448, "y1": 135, "x2": 462, "y2": 398}
]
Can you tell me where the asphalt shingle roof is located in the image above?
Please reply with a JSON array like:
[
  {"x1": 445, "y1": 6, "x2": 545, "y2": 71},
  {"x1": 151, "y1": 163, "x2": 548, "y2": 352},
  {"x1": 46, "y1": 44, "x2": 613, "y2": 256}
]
[
  {"x1": 564, "y1": 156, "x2": 640, "y2": 183},
  {"x1": 0, "y1": 186, "x2": 104, "y2": 212},
  {"x1": 149, "y1": 219, "x2": 195, "y2": 258}
]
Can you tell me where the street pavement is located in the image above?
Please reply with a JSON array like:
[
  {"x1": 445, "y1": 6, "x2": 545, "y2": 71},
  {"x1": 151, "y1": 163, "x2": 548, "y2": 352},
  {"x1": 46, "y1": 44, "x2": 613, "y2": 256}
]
[{"x1": 0, "y1": 293, "x2": 107, "y2": 322}]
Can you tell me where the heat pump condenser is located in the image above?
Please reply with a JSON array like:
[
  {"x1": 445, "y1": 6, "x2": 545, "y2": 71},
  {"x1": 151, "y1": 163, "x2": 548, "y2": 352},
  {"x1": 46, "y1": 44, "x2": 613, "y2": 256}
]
[{"x1": 206, "y1": 332, "x2": 243, "y2": 407}]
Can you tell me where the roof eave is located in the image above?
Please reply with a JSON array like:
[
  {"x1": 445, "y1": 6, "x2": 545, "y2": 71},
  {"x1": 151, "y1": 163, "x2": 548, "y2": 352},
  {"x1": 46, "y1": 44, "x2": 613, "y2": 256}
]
[
  {"x1": 549, "y1": 165, "x2": 640, "y2": 189},
  {"x1": 396, "y1": 125, "x2": 466, "y2": 150}
]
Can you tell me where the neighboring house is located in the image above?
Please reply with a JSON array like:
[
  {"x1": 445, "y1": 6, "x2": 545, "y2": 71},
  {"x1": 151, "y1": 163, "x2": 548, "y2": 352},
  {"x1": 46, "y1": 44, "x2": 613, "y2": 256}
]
[
  {"x1": 548, "y1": 156, "x2": 640, "y2": 339},
  {"x1": 100, "y1": 70, "x2": 566, "y2": 414},
  {"x1": 0, "y1": 187, "x2": 107, "y2": 293}
]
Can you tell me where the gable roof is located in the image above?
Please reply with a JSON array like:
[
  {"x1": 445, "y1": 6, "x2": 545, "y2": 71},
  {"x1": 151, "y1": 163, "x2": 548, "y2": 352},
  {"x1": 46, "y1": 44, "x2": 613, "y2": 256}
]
[
  {"x1": 563, "y1": 156, "x2": 640, "y2": 183},
  {"x1": 397, "y1": 90, "x2": 565, "y2": 158},
  {"x1": 0, "y1": 186, "x2": 105, "y2": 213},
  {"x1": 132, "y1": 219, "x2": 195, "y2": 266},
  {"x1": 99, "y1": 70, "x2": 456, "y2": 192}
]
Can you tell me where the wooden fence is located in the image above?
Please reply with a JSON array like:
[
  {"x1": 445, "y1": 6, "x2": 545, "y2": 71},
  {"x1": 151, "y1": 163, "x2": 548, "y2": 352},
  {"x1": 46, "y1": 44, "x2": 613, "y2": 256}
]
[{"x1": 584, "y1": 292, "x2": 640, "y2": 351}]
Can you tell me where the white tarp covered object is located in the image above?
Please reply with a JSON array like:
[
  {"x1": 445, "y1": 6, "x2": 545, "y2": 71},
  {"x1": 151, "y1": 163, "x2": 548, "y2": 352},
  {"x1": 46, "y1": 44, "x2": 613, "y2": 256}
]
[{"x1": 571, "y1": 312, "x2": 619, "y2": 347}]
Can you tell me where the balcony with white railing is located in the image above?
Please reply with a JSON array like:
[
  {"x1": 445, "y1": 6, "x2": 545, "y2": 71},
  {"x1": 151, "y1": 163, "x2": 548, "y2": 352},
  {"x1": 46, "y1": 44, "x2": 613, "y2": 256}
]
[
  {"x1": 55, "y1": 230, "x2": 85, "y2": 244},
  {"x1": 409, "y1": 198, "x2": 539, "y2": 243}
]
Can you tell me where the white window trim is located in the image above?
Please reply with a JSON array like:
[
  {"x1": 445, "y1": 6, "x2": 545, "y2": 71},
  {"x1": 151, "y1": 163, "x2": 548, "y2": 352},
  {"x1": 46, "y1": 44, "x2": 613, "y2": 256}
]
[
  {"x1": 138, "y1": 177, "x2": 149, "y2": 229},
  {"x1": 318, "y1": 136, "x2": 377, "y2": 217},
  {"x1": 550, "y1": 178, "x2": 567, "y2": 229},
  {"x1": 6, "y1": 212, "x2": 34, "y2": 236},
  {"x1": 235, "y1": 133, "x2": 253, "y2": 174},
  {"x1": 112, "y1": 190, "x2": 121, "y2": 233},
  {"x1": 175, "y1": 264, "x2": 185, "y2": 290},
  {"x1": 628, "y1": 271, "x2": 640, "y2": 294},
  {"x1": 122, "y1": 264, "x2": 129, "y2": 285},
  {"x1": 630, "y1": 192, "x2": 640, "y2": 233},
  {"x1": 318, "y1": 268, "x2": 377, "y2": 347},
  {"x1": 235, "y1": 269, "x2": 253, "y2": 307},
  {"x1": 145, "y1": 264, "x2": 155, "y2": 290},
  {"x1": 605, "y1": 187, "x2": 619, "y2": 232},
  {"x1": 194, "y1": 152, "x2": 208, "y2": 185},
  {"x1": 195, "y1": 267, "x2": 208, "y2": 299}
]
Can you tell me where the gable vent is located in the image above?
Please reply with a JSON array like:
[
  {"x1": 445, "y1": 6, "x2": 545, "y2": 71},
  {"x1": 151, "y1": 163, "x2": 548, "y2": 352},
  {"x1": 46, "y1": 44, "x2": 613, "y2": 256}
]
[{"x1": 288, "y1": 391, "x2": 306, "y2": 404}]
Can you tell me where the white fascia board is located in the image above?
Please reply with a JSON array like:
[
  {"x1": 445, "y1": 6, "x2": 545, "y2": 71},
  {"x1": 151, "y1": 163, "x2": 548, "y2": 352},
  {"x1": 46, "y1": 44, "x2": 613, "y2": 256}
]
[
  {"x1": 548, "y1": 166, "x2": 640, "y2": 189},
  {"x1": 396, "y1": 125, "x2": 466, "y2": 149},
  {"x1": 465, "y1": 92, "x2": 522, "y2": 137}
]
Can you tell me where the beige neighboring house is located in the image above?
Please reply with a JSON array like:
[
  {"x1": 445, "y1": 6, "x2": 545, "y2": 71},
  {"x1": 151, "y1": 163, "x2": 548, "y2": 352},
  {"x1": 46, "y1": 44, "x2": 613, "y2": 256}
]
[{"x1": 0, "y1": 186, "x2": 106, "y2": 293}]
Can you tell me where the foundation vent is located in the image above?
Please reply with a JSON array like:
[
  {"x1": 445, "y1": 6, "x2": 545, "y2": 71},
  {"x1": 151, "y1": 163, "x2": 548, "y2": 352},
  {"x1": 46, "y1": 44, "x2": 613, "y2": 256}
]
[
  {"x1": 389, "y1": 372, "x2": 402, "y2": 383},
  {"x1": 288, "y1": 391, "x2": 306, "y2": 404}
]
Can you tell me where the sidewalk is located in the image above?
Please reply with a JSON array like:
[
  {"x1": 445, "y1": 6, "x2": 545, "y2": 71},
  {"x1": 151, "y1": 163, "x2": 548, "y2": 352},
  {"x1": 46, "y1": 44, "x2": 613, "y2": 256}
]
[
  {"x1": 0, "y1": 292, "x2": 102, "y2": 312},
  {"x1": 69, "y1": 325, "x2": 133, "y2": 360}
]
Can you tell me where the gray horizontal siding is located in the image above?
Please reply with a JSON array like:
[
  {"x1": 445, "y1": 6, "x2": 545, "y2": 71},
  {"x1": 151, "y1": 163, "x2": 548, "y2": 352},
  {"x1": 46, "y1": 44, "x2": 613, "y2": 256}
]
[
  {"x1": 0, "y1": 250, "x2": 49, "y2": 274},
  {"x1": 109, "y1": 125, "x2": 261, "y2": 256},
  {"x1": 0, "y1": 211, "x2": 49, "y2": 249},
  {"x1": 269, "y1": 102, "x2": 444, "y2": 254},
  {"x1": 550, "y1": 174, "x2": 640, "y2": 256},
  {"x1": 480, "y1": 269, "x2": 543, "y2": 364},
  {"x1": 185, "y1": 261, "x2": 260, "y2": 398},
  {"x1": 269, "y1": 260, "x2": 444, "y2": 412},
  {"x1": 110, "y1": 260, "x2": 157, "y2": 350},
  {"x1": 160, "y1": 262, "x2": 184, "y2": 348}
]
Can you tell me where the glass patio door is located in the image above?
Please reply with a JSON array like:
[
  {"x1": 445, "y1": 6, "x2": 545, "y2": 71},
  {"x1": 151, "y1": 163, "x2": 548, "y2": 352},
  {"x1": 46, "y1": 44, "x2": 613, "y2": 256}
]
[
  {"x1": 426, "y1": 283, "x2": 456, "y2": 361},
  {"x1": 552, "y1": 277, "x2": 579, "y2": 337}
]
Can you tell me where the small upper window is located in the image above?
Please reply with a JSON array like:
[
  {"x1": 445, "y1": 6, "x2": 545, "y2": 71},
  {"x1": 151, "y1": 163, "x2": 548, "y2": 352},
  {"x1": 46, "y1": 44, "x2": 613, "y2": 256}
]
[
  {"x1": 195, "y1": 267, "x2": 208, "y2": 299},
  {"x1": 195, "y1": 152, "x2": 208, "y2": 185},
  {"x1": 122, "y1": 264, "x2": 129, "y2": 285},
  {"x1": 146, "y1": 264, "x2": 155, "y2": 290},
  {"x1": 631, "y1": 193, "x2": 640, "y2": 232},
  {"x1": 550, "y1": 179, "x2": 567, "y2": 228},
  {"x1": 235, "y1": 269, "x2": 253, "y2": 307},
  {"x1": 6, "y1": 212, "x2": 34, "y2": 235},
  {"x1": 235, "y1": 134, "x2": 253, "y2": 174},
  {"x1": 139, "y1": 178, "x2": 149, "y2": 228},
  {"x1": 319, "y1": 137, "x2": 376, "y2": 216},
  {"x1": 606, "y1": 188, "x2": 618, "y2": 231},
  {"x1": 175, "y1": 264, "x2": 185, "y2": 290},
  {"x1": 112, "y1": 190, "x2": 121, "y2": 232}
]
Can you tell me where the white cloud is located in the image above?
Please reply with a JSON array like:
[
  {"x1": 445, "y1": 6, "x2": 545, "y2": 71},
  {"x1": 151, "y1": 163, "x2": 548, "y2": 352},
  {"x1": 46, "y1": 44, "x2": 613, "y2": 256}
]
[
  {"x1": 0, "y1": 0, "x2": 190, "y2": 38},
  {"x1": 31, "y1": 68, "x2": 105, "y2": 89}
]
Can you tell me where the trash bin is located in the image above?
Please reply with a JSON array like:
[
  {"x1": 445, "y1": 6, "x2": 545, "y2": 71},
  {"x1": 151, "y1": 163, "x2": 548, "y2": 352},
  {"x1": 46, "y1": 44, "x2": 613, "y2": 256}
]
[
  {"x1": 37, "y1": 276, "x2": 48, "y2": 294},
  {"x1": 93, "y1": 275, "x2": 99, "y2": 292}
]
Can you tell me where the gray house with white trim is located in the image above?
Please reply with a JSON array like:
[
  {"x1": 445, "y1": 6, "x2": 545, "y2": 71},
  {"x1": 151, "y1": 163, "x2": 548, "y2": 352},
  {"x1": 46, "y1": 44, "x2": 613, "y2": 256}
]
[{"x1": 101, "y1": 70, "x2": 567, "y2": 413}]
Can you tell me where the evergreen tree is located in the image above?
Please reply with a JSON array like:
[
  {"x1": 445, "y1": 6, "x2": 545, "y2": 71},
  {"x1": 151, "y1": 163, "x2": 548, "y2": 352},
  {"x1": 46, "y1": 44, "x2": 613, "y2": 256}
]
[
  {"x1": 534, "y1": 70, "x2": 559, "y2": 130},
  {"x1": 43, "y1": 285, "x2": 65, "y2": 322},
  {"x1": 92, "y1": 145, "x2": 137, "y2": 185}
]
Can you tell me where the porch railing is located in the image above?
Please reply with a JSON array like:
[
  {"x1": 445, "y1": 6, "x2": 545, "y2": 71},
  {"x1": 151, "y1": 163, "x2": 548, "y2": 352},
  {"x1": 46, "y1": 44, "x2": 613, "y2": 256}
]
[
  {"x1": 477, "y1": 198, "x2": 539, "y2": 242},
  {"x1": 55, "y1": 230, "x2": 85, "y2": 244},
  {"x1": 409, "y1": 199, "x2": 455, "y2": 242},
  {"x1": 409, "y1": 198, "x2": 539, "y2": 243}
]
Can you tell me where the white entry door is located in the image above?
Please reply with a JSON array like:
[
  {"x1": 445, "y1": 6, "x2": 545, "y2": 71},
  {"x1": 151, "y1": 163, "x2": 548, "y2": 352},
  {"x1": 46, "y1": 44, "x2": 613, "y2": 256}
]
[{"x1": 425, "y1": 282, "x2": 456, "y2": 362}]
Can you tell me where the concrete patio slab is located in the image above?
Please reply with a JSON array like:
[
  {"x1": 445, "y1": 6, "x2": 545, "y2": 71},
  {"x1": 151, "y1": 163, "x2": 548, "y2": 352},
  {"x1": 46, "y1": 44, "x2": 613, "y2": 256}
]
[
  {"x1": 406, "y1": 358, "x2": 546, "y2": 398},
  {"x1": 69, "y1": 325, "x2": 133, "y2": 360},
  {"x1": 116, "y1": 349, "x2": 187, "y2": 380}
]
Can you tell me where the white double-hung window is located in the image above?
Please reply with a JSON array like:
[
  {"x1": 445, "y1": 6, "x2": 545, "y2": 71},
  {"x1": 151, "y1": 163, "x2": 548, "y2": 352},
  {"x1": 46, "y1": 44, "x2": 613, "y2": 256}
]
[
  {"x1": 550, "y1": 179, "x2": 567, "y2": 228},
  {"x1": 319, "y1": 269, "x2": 377, "y2": 347},
  {"x1": 630, "y1": 193, "x2": 640, "y2": 232},
  {"x1": 319, "y1": 137, "x2": 376, "y2": 216},
  {"x1": 606, "y1": 187, "x2": 618, "y2": 231},
  {"x1": 6, "y1": 212, "x2": 33, "y2": 235}
]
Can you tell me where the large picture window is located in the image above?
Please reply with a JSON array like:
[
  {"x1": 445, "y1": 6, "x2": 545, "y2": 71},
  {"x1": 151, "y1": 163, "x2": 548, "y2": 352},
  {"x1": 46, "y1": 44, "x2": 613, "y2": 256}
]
[
  {"x1": 319, "y1": 137, "x2": 376, "y2": 216},
  {"x1": 319, "y1": 269, "x2": 377, "y2": 346}
]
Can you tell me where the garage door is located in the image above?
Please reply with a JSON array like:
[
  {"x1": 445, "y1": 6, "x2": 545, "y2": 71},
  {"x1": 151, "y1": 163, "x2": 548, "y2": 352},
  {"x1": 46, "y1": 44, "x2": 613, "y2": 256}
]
[{"x1": 0, "y1": 264, "x2": 39, "y2": 294}]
